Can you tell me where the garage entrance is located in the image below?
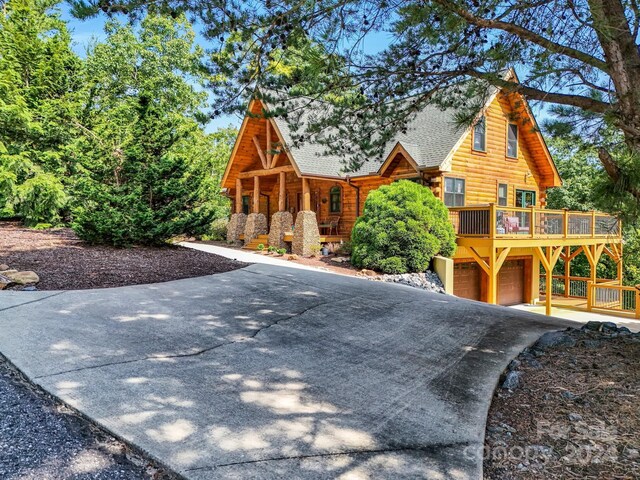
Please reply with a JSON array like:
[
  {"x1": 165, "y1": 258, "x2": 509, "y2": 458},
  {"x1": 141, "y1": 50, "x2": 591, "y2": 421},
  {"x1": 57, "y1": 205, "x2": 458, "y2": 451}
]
[
  {"x1": 498, "y1": 260, "x2": 526, "y2": 306},
  {"x1": 453, "y1": 262, "x2": 482, "y2": 301}
]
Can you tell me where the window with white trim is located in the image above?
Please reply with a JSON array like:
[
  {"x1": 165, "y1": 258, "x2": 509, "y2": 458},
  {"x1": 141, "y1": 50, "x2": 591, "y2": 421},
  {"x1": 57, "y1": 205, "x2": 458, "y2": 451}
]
[
  {"x1": 473, "y1": 116, "x2": 486, "y2": 152},
  {"x1": 444, "y1": 177, "x2": 465, "y2": 207}
]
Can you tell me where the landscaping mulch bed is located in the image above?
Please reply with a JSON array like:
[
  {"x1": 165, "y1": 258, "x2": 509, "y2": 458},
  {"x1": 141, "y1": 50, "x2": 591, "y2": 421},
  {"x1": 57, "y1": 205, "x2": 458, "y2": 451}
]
[
  {"x1": 484, "y1": 325, "x2": 640, "y2": 479},
  {"x1": 0, "y1": 354, "x2": 178, "y2": 480},
  {"x1": 1, "y1": 222, "x2": 247, "y2": 290}
]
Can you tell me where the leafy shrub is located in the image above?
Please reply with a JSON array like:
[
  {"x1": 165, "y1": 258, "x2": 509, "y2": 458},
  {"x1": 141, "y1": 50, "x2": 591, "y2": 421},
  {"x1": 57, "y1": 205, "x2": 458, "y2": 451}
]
[
  {"x1": 14, "y1": 173, "x2": 66, "y2": 226},
  {"x1": 336, "y1": 240, "x2": 352, "y2": 255},
  {"x1": 257, "y1": 243, "x2": 265, "y2": 251},
  {"x1": 309, "y1": 244, "x2": 322, "y2": 257},
  {"x1": 207, "y1": 217, "x2": 229, "y2": 241},
  {"x1": 32, "y1": 223, "x2": 53, "y2": 230},
  {"x1": 351, "y1": 180, "x2": 456, "y2": 274},
  {"x1": 276, "y1": 248, "x2": 286, "y2": 255},
  {"x1": 268, "y1": 246, "x2": 277, "y2": 252}
]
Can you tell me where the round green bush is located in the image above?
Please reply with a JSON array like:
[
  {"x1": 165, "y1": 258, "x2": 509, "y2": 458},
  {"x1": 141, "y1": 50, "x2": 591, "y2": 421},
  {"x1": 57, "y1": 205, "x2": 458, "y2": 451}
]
[{"x1": 350, "y1": 180, "x2": 456, "y2": 274}]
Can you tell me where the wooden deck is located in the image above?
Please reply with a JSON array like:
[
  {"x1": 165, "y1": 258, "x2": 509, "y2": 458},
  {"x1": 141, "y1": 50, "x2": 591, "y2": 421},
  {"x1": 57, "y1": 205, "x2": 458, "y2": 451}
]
[{"x1": 538, "y1": 295, "x2": 638, "y2": 319}]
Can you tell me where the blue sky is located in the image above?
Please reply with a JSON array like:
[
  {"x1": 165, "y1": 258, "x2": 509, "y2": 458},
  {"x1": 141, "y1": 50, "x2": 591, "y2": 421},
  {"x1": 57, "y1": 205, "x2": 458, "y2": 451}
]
[{"x1": 60, "y1": 7, "x2": 548, "y2": 132}]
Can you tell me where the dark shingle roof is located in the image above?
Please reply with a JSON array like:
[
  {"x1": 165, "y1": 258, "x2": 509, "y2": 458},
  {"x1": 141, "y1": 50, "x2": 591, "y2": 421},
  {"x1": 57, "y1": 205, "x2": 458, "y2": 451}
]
[{"x1": 265, "y1": 94, "x2": 467, "y2": 178}]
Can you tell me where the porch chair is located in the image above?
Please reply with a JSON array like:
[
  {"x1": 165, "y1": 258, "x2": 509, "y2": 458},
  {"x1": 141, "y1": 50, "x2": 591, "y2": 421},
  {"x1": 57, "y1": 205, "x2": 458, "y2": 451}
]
[
  {"x1": 319, "y1": 216, "x2": 340, "y2": 235},
  {"x1": 503, "y1": 216, "x2": 520, "y2": 233}
]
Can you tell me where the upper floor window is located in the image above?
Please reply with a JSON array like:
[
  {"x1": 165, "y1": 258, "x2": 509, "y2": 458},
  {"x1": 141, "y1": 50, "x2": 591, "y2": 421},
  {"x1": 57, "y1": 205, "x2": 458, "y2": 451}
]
[
  {"x1": 329, "y1": 185, "x2": 342, "y2": 213},
  {"x1": 444, "y1": 177, "x2": 465, "y2": 207},
  {"x1": 473, "y1": 116, "x2": 486, "y2": 152},
  {"x1": 507, "y1": 123, "x2": 518, "y2": 158},
  {"x1": 498, "y1": 183, "x2": 508, "y2": 206}
]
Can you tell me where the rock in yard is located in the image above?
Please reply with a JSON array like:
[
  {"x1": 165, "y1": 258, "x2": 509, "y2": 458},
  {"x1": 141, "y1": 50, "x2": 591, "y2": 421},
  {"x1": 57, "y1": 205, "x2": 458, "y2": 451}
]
[
  {"x1": 330, "y1": 256, "x2": 349, "y2": 263},
  {"x1": 360, "y1": 269, "x2": 376, "y2": 276},
  {"x1": 0, "y1": 264, "x2": 9, "y2": 271},
  {"x1": 601, "y1": 322, "x2": 618, "y2": 334},
  {"x1": 534, "y1": 331, "x2": 576, "y2": 351},
  {"x1": 22, "y1": 285, "x2": 38, "y2": 291},
  {"x1": 286, "y1": 254, "x2": 299, "y2": 261},
  {"x1": 582, "y1": 321, "x2": 603, "y2": 332},
  {"x1": 568, "y1": 412, "x2": 583, "y2": 422},
  {"x1": 502, "y1": 371, "x2": 522, "y2": 390},
  {"x1": 0, "y1": 274, "x2": 11, "y2": 290},
  {"x1": 3, "y1": 270, "x2": 40, "y2": 285},
  {"x1": 618, "y1": 326, "x2": 632, "y2": 335}
]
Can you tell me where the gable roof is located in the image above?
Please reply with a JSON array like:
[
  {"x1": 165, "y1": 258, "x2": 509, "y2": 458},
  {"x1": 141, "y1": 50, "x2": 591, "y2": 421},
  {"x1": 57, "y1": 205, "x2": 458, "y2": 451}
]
[
  {"x1": 224, "y1": 72, "x2": 560, "y2": 188},
  {"x1": 264, "y1": 95, "x2": 466, "y2": 179}
]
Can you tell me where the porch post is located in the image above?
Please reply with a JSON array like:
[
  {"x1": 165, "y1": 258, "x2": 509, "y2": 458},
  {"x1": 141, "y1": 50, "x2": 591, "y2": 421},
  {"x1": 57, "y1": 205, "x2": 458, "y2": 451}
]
[
  {"x1": 279, "y1": 171, "x2": 286, "y2": 212},
  {"x1": 253, "y1": 176, "x2": 260, "y2": 213},
  {"x1": 227, "y1": 177, "x2": 247, "y2": 244},
  {"x1": 617, "y1": 243, "x2": 624, "y2": 286},
  {"x1": 235, "y1": 178, "x2": 243, "y2": 214},
  {"x1": 268, "y1": 171, "x2": 293, "y2": 249},
  {"x1": 292, "y1": 177, "x2": 320, "y2": 256},
  {"x1": 243, "y1": 175, "x2": 267, "y2": 244},
  {"x1": 302, "y1": 177, "x2": 311, "y2": 211}
]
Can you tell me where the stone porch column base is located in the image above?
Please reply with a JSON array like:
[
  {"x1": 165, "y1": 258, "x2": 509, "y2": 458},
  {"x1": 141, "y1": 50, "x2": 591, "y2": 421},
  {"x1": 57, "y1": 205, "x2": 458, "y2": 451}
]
[
  {"x1": 244, "y1": 213, "x2": 267, "y2": 244},
  {"x1": 292, "y1": 211, "x2": 321, "y2": 257},
  {"x1": 268, "y1": 211, "x2": 294, "y2": 250},
  {"x1": 226, "y1": 213, "x2": 247, "y2": 244}
]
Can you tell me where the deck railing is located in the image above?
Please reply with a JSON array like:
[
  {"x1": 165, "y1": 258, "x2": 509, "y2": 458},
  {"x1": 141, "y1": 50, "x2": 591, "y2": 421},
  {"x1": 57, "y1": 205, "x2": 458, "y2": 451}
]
[
  {"x1": 448, "y1": 204, "x2": 621, "y2": 240},
  {"x1": 540, "y1": 275, "x2": 617, "y2": 299},
  {"x1": 586, "y1": 282, "x2": 640, "y2": 318}
]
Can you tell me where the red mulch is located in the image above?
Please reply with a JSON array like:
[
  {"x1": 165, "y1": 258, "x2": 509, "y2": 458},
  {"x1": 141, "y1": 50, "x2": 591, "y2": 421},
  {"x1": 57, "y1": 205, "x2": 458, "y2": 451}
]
[{"x1": 0, "y1": 222, "x2": 247, "y2": 290}]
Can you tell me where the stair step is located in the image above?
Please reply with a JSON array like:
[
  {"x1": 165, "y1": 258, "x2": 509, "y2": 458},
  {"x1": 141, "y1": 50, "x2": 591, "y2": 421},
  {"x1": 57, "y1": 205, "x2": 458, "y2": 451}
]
[{"x1": 242, "y1": 235, "x2": 270, "y2": 250}]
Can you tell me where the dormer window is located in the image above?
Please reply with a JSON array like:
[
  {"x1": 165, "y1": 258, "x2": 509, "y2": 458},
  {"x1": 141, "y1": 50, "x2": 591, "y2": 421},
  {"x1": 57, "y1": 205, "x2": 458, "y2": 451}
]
[{"x1": 473, "y1": 116, "x2": 486, "y2": 152}]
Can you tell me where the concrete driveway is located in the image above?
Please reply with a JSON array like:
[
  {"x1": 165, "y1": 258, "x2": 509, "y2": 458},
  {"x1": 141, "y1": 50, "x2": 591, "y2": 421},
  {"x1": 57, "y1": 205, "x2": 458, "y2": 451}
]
[{"x1": 0, "y1": 264, "x2": 569, "y2": 479}]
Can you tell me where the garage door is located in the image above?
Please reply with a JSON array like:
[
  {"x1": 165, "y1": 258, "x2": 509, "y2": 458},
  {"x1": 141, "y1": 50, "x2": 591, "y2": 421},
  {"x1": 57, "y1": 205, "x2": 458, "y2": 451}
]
[
  {"x1": 454, "y1": 262, "x2": 482, "y2": 301},
  {"x1": 498, "y1": 260, "x2": 525, "y2": 306}
]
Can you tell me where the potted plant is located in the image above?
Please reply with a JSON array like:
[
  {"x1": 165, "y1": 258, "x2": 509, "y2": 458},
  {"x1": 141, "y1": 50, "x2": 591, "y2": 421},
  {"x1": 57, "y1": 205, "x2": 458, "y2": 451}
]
[{"x1": 321, "y1": 245, "x2": 329, "y2": 256}]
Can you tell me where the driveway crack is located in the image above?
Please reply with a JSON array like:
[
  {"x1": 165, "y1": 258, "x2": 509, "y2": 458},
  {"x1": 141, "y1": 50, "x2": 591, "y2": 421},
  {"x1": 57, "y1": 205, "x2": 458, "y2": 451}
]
[
  {"x1": 183, "y1": 441, "x2": 476, "y2": 471},
  {"x1": 0, "y1": 292, "x2": 66, "y2": 313},
  {"x1": 33, "y1": 299, "x2": 333, "y2": 379}
]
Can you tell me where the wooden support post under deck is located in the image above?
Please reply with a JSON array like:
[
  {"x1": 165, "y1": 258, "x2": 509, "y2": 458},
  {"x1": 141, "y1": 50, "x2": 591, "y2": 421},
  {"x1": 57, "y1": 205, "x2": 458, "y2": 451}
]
[
  {"x1": 278, "y1": 171, "x2": 286, "y2": 212},
  {"x1": 302, "y1": 177, "x2": 311, "y2": 211},
  {"x1": 546, "y1": 246, "x2": 552, "y2": 316},
  {"x1": 253, "y1": 176, "x2": 260, "y2": 213},
  {"x1": 564, "y1": 246, "x2": 570, "y2": 297},
  {"x1": 487, "y1": 247, "x2": 497, "y2": 305},
  {"x1": 235, "y1": 178, "x2": 242, "y2": 214}
]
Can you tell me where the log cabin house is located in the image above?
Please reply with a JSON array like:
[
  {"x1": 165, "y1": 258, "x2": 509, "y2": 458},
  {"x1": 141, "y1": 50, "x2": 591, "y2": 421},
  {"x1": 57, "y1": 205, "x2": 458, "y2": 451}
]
[{"x1": 222, "y1": 76, "x2": 626, "y2": 316}]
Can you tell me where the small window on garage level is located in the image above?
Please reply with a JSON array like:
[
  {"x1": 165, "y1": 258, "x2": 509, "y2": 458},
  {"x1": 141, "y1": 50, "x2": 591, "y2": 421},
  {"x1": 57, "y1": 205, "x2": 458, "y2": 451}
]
[
  {"x1": 444, "y1": 177, "x2": 465, "y2": 207},
  {"x1": 329, "y1": 185, "x2": 342, "y2": 213}
]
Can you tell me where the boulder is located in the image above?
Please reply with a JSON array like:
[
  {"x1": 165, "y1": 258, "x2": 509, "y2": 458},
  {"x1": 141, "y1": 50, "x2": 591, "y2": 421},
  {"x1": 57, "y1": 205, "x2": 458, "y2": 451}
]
[
  {"x1": 501, "y1": 371, "x2": 522, "y2": 390},
  {"x1": 286, "y1": 254, "x2": 299, "y2": 261},
  {"x1": 3, "y1": 270, "x2": 40, "y2": 285},
  {"x1": 533, "y1": 331, "x2": 576, "y2": 351},
  {"x1": 0, "y1": 264, "x2": 9, "y2": 271},
  {"x1": 582, "y1": 321, "x2": 603, "y2": 332},
  {"x1": 360, "y1": 269, "x2": 376, "y2": 277},
  {"x1": 601, "y1": 322, "x2": 618, "y2": 334},
  {"x1": 0, "y1": 274, "x2": 10, "y2": 290},
  {"x1": 331, "y1": 256, "x2": 349, "y2": 264}
]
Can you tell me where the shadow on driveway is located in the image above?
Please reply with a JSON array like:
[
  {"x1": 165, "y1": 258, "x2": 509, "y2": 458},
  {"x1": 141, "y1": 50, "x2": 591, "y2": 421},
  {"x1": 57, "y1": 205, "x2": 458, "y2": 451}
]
[{"x1": 0, "y1": 264, "x2": 571, "y2": 479}]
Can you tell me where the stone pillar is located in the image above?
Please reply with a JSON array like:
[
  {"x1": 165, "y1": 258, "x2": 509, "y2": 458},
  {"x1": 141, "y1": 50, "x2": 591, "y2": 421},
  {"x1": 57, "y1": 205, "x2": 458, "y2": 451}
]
[
  {"x1": 227, "y1": 213, "x2": 247, "y2": 244},
  {"x1": 292, "y1": 211, "x2": 320, "y2": 256},
  {"x1": 269, "y1": 211, "x2": 293, "y2": 249},
  {"x1": 244, "y1": 212, "x2": 267, "y2": 244}
]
